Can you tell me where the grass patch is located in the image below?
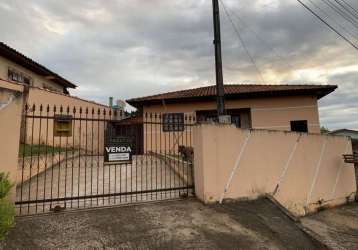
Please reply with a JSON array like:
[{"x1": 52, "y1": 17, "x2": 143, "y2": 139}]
[{"x1": 19, "y1": 144, "x2": 74, "y2": 157}]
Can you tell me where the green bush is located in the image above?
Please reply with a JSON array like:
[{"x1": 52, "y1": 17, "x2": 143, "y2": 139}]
[{"x1": 0, "y1": 173, "x2": 15, "y2": 240}]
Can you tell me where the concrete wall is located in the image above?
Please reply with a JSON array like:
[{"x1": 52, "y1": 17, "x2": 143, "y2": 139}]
[
  {"x1": 193, "y1": 124, "x2": 357, "y2": 216},
  {"x1": 0, "y1": 81, "x2": 24, "y2": 202},
  {"x1": 0, "y1": 55, "x2": 64, "y2": 93},
  {"x1": 143, "y1": 95, "x2": 321, "y2": 133}
]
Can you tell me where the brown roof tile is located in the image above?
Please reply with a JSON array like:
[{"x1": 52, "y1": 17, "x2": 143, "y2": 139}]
[{"x1": 126, "y1": 84, "x2": 337, "y2": 107}]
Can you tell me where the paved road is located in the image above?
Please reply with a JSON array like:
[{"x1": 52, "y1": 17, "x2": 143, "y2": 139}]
[
  {"x1": 301, "y1": 202, "x2": 358, "y2": 250},
  {"x1": 2, "y1": 198, "x2": 325, "y2": 250},
  {"x1": 16, "y1": 155, "x2": 193, "y2": 215}
]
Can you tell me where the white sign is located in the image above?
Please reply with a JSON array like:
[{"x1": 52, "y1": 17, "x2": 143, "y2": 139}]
[{"x1": 109, "y1": 153, "x2": 130, "y2": 161}]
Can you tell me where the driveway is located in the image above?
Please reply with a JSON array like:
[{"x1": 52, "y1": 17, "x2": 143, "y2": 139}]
[
  {"x1": 2, "y1": 198, "x2": 324, "y2": 249},
  {"x1": 301, "y1": 202, "x2": 358, "y2": 250},
  {"x1": 16, "y1": 155, "x2": 193, "y2": 215}
]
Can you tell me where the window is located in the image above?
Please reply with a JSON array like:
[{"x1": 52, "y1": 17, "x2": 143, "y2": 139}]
[
  {"x1": 290, "y1": 120, "x2": 308, "y2": 133},
  {"x1": 162, "y1": 113, "x2": 184, "y2": 132},
  {"x1": 8, "y1": 68, "x2": 32, "y2": 85},
  {"x1": 54, "y1": 115, "x2": 73, "y2": 137}
]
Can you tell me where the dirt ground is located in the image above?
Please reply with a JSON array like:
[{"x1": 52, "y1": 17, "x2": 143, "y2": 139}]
[
  {"x1": 1, "y1": 198, "x2": 325, "y2": 250},
  {"x1": 301, "y1": 202, "x2": 358, "y2": 250}
]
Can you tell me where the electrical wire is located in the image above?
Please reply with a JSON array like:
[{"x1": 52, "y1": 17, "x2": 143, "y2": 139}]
[
  {"x1": 219, "y1": 0, "x2": 265, "y2": 83},
  {"x1": 333, "y1": 0, "x2": 358, "y2": 22},
  {"x1": 297, "y1": 0, "x2": 358, "y2": 50},
  {"x1": 320, "y1": 0, "x2": 358, "y2": 29},
  {"x1": 307, "y1": 0, "x2": 358, "y2": 41},
  {"x1": 340, "y1": 0, "x2": 358, "y2": 18}
]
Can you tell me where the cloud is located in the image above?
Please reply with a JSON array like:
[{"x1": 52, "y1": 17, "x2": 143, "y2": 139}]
[{"x1": 0, "y1": 0, "x2": 357, "y2": 129}]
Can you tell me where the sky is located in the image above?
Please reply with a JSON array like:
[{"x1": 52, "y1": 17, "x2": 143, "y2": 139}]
[{"x1": 0, "y1": 0, "x2": 357, "y2": 130}]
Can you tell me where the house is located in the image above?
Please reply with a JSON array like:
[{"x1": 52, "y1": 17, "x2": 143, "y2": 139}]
[
  {"x1": 0, "y1": 42, "x2": 114, "y2": 153},
  {"x1": 0, "y1": 42, "x2": 77, "y2": 94},
  {"x1": 329, "y1": 129, "x2": 358, "y2": 152},
  {"x1": 126, "y1": 84, "x2": 337, "y2": 134}
]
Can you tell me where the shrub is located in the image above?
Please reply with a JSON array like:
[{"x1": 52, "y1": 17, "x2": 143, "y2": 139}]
[{"x1": 0, "y1": 173, "x2": 15, "y2": 240}]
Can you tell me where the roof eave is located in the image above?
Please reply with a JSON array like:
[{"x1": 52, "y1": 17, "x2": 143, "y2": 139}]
[{"x1": 126, "y1": 86, "x2": 338, "y2": 108}]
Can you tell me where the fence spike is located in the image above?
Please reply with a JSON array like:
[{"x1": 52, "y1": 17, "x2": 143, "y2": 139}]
[
  {"x1": 32, "y1": 104, "x2": 36, "y2": 111},
  {"x1": 73, "y1": 106, "x2": 76, "y2": 113},
  {"x1": 67, "y1": 106, "x2": 70, "y2": 114},
  {"x1": 113, "y1": 109, "x2": 118, "y2": 117},
  {"x1": 85, "y1": 107, "x2": 89, "y2": 114},
  {"x1": 46, "y1": 104, "x2": 50, "y2": 112},
  {"x1": 53, "y1": 105, "x2": 57, "y2": 113},
  {"x1": 60, "y1": 105, "x2": 63, "y2": 113},
  {"x1": 39, "y1": 104, "x2": 43, "y2": 112},
  {"x1": 79, "y1": 107, "x2": 82, "y2": 114},
  {"x1": 92, "y1": 108, "x2": 95, "y2": 115}
]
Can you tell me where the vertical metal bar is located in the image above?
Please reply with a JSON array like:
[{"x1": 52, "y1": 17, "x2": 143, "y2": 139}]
[
  {"x1": 84, "y1": 107, "x2": 88, "y2": 207},
  {"x1": 168, "y1": 115, "x2": 172, "y2": 198},
  {"x1": 102, "y1": 109, "x2": 106, "y2": 205},
  {"x1": 159, "y1": 114, "x2": 163, "y2": 199},
  {"x1": 70, "y1": 107, "x2": 76, "y2": 208},
  {"x1": 185, "y1": 114, "x2": 189, "y2": 195},
  {"x1": 19, "y1": 104, "x2": 29, "y2": 215},
  {"x1": 78, "y1": 107, "x2": 82, "y2": 208},
  {"x1": 108, "y1": 110, "x2": 111, "y2": 205},
  {"x1": 145, "y1": 113, "x2": 148, "y2": 200},
  {"x1": 64, "y1": 106, "x2": 70, "y2": 208},
  {"x1": 27, "y1": 104, "x2": 36, "y2": 214},
  {"x1": 35, "y1": 105, "x2": 43, "y2": 213},
  {"x1": 91, "y1": 108, "x2": 94, "y2": 206},
  {"x1": 42, "y1": 105, "x2": 49, "y2": 212},
  {"x1": 97, "y1": 108, "x2": 100, "y2": 206},
  {"x1": 150, "y1": 113, "x2": 153, "y2": 199},
  {"x1": 181, "y1": 114, "x2": 185, "y2": 193},
  {"x1": 50, "y1": 105, "x2": 56, "y2": 210},
  {"x1": 163, "y1": 114, "x2": 167, "y2": 198},
  {"x1": 57, "y1": 106, "x2": 63, "y2": 203},
  {"x1": 155, "y1": 113, "x2": 158, "y2": 199}
]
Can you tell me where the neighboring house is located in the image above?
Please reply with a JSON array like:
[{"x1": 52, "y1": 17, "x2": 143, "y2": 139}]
[
  {"x1": 0, "y1": 42, "x2": 76, "y2": 95},
  {"x1": 329, "y1": 129, "x2": 358, "y2": 152},
  {"x1": 126, "y1": 84, "x2": 337, "y2": 134},
  {"x1": 0, "y1": 43, "x2": 114, "y2": 152}
]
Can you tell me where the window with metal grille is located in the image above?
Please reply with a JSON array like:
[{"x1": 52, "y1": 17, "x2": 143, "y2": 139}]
[
  {"x1": 290, "y1": 120, "x2": 308, "y2": 133},
  {"x1": 54, "y1": 115, "x2": 73, "y2": 137},
  {"x1": 8, "y1": 68, "x2": 32, "y2": 85},
  {"x1": 162, "y1": 113, "x2": 184, "y2": 132}
]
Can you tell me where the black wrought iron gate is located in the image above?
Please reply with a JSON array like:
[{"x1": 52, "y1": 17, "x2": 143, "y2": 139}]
[{"x1": 16, "y1": 104, "x2": 195, "y2": 215}]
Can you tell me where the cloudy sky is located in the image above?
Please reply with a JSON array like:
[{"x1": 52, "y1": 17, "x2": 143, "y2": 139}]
[{"x1": 0, "y1": 0, "x2": 357, "y2": 130}]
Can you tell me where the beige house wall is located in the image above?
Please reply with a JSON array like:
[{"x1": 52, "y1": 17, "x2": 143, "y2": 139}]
[
  {"x1": 193, "y1": 124, "x2": 357, "y2": 216},
  {"x1": 143, "y1": 95, "x2": 321, "y2": 133},
  {"x1": 0, "y1": 81, "x2": 24, "y2": 203},
  {"x1": 0, "y1": 55, "x2": 64, "y2": 93},
  {"x1": 24, "y1": 87, "x2": 114, "y2": 153}
]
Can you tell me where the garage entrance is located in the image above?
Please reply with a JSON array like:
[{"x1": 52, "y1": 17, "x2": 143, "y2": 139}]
[{"x1": 16, "y1": 104, "x2": 195, "y2": 215}]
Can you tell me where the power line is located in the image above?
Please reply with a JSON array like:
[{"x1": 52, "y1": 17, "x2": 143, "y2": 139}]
[
  {"x1": 297, "y1": 0, "x2": 358, "y2": 50},
  {"x1": 320, "y1": 0, "x2": 358, "y2": 29},
  {"x1": 333, "y1": 0, "x2": 358, "y2": 22},
  {"x1": 308, "y1": 0, "x2": 358, "y2": 41},
  {"x1": 219, "y1": 0, "x2": 265, "y2": 83},
  {"x1": 340, "y1": 0, "x2": 358, "y2": 17}
]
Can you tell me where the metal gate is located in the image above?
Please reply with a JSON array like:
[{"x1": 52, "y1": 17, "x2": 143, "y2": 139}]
[{"x1": 16, "y1": 104, "x2": 195, "y2": 215}]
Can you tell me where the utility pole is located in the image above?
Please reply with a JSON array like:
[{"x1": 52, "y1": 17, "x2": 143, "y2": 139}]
[{"x1": 212, "y1": 0, "x2": 226, "y2": 118}]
